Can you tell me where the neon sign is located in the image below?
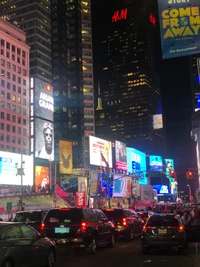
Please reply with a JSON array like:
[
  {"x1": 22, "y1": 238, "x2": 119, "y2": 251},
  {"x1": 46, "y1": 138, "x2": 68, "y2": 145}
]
[
  {"x1": 112, "y1": 8, "x2": 128, "y2": 23},
  {"x1": 149, "y1": 13, "x2": 156, "y2": 26}
]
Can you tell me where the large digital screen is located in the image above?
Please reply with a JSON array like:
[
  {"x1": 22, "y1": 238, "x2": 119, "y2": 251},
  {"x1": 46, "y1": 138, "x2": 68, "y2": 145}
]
[
  {"x1": 149, "y1": 155, "x2": 163, "y2": 172},
  {"x1": 127, "y1": 147, "x2": 147, "y2": 185},
  {"x1": 153, "y1": 184, "x2": 170, "y2": 194},
  {"x1": 59, "y1": 140, "x2": 73, "y2": 174},
  {"x1": 115, "y1": 141, "x2": 127, "y2": 171},
  {"x1": 34, "y1": 78, "x2": 54, "y2": 121},
  {"x1": 165, "y1": 159, "x2": 174, "y2": 178},
  {"x1": 113, "y1": 175, "x2": 127, "y2": 197},
  {"x1": 89, "y1": 136, "x2": 112, "y2": 168},
  {"x1": 0, "y1": 151, "x2": 33, "y2": 185},
  {"x1": 35, "y1": 118, "x2": 54, "y2": 160},
  {"x1": 153, "y1": 114, "x2": 163, "y2": 130},
  {"x1": 35, "y1": 166, "x2": 49, "y2": 192},
  {"x1": 158, "y1": 0, "x2": 200, "y2": 59}
]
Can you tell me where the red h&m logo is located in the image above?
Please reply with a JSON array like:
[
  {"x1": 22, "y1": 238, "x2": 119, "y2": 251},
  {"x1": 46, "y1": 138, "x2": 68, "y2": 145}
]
[
  {"x1": 149, "y1": 13, "x2": 156, "y2": 26},
  {"x1": 112, "y1": 8, "x2": 128, "y2": 23}
]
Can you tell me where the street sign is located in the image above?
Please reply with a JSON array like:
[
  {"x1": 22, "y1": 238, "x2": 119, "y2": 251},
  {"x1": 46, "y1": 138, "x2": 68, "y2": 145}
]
[{"x1": 6, "y1": 202, "x2": 12, "y2": 211}]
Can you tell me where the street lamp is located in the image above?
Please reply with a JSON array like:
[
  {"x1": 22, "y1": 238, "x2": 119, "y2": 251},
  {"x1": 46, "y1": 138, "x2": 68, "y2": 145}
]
[
  {"x1": 15, "y1": 154, "x2": 25, "y2": 210},
  {"x1": 187, "y1": 184, "x2": 191, "y2": 202}
]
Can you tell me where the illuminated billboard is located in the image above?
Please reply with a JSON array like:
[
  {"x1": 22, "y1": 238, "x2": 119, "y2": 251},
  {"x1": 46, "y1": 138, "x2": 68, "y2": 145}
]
[
  {"x1": 149, "y1": 155, "x2": 163, "y2": 172},
  {"x1": 115, "y1": 141, "x2": 127, "y2": 171},
  {"x1": 35, "y1": 118, "x2": 54, "y2": 160},
  {"x1": 158, "y1": 0, "x2": 200, "y2": 59},
  {"x1": 59, "y1": 141, "x2": 72, "y2": 174},
  {"x1": 165, "y1": 159, "x2": 174, "y2": 178},
  {"x1": 89, "y1": 136, "x2": 112, "y2": 168},
  {"x1": 153, "y1": 184, "x2": 170, "y2": 194},
  {"x1": 35, "y1": 166, "x2": 49, "y2": 192},
  {"x1": 153, "y1": 114, "x2": 163, "y2": 130},
  {"x1": 113, "y1": 175, "x2": 127, "y2": 197},
  {"x1": 0, "y1": 151, "x2": 33, "y2": 185},
  {"x1": 34, "y1": 78, "x2": 54, "y2": 121},
  {"x1": 127, "y1": 147, "x2": 147, "y2": 185}
]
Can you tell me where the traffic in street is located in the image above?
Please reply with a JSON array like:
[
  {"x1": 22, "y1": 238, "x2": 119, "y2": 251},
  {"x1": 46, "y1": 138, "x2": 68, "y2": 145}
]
[{"x1": 55, "y1": 239, "x2": 198, "y2": 267}]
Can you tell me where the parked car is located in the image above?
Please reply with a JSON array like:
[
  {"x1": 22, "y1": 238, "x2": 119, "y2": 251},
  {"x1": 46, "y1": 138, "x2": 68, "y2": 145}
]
[
  {"x1": 141, "y1": 213, "x2": 188, "y2": 254},
  {"x1": 40, "y1": 208, "x2": 115, "y2": 254},
  {"x1": 14, "y1": 210, "x2": 47, "y2": 232},
  {"x1": 0, "y1": 222, "x2": 56, "y2": 267},
  {"x1": 102, "y1": 208, "x2": 143, "y2": 241}
]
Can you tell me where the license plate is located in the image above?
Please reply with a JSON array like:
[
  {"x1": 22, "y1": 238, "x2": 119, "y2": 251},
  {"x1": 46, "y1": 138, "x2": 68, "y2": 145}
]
[
  {"x1": 55, "y1": 227, "x2": 70, "y2": 234},
  {"x1": 158, "y1": 229, "x2": 167, "y2": 234}
]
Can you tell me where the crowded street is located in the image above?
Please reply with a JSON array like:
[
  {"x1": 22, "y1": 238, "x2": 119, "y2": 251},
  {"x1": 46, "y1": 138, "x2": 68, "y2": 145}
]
[{"x1": 55, "y1": 239, "x2": 199, "y2": 267}]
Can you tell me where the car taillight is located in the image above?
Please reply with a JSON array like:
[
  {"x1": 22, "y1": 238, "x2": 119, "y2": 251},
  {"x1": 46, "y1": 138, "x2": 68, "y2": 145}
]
[
  {"x1": 178, "y1": 225, "x2": 184, "y2": 232},
  {"x1": 142, "y1": 226, "x2": 152, "y2": 232},
  {"x1": 122, "y1": 218, "x2": 127, "y2": 226},
  {"x1": 81, "y1": 222, "x2": 87, "y2": 232},
  {"x1": 41, "y1": 222, "x2": 45, "y2": 231}
]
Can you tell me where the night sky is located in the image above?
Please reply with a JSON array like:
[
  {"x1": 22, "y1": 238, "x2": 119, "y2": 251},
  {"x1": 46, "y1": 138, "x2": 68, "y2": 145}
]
[{"x1": 91, "y1": 0, "x2": 197, "y2": 193}]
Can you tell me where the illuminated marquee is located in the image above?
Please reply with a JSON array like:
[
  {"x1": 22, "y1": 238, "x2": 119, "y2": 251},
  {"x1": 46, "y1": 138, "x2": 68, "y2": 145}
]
[
  {"x1": 39, "y1": 92, "x2": 54, "y2": 111},
  {"x1": 112, "y1": 8, "x2": 128, "y2": 23},
  {"x1": 162, "y1": 7, "x2": 200, "y2": 38}
]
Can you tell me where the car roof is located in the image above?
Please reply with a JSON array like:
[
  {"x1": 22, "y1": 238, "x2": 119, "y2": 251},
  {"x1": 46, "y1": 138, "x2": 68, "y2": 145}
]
[{"x1": 16, "y1": 210, "x2": 43, "y2": 213}]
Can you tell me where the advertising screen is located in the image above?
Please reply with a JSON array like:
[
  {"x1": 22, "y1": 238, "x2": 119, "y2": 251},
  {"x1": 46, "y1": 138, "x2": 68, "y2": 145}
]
[
  {"x1": 59, "y1": 141, "x2": 72, "y2": 174},
  {"x1": 0, "y1": 151, "x2": 33, "y2": 185},
  {"x1": 89, "y1": 136, "x2": 112, "y2": 168},
  {"x1": 165, "y1": 159, "x2": 174, "y2": 178},
  {"x1": 158, "y1": 0, "x2": 200, "y2": 59},
  {"x1": 35, "y1": 118, "x2": 54, "y2": 160},
  {"x1": 113, "y1": 175, "x2": 127, "y2": 197},
  {"x1": 34, "y1": 78, "x2": 54, "y2": 121},
  {"x1": 153, "y1": 184, "x2": 170, "y2": 194},
  {"x1": 127, "y1": 147, "x2": 147, "y2": 185},
  {"x1": 153, "y1": 114, "x2": 163, "y2": 130},
  {"x1": 115, "y1": 141, "x2": 127, "y2": 171},
  {"x1": 149, "y1": 155, "x2": 163, "y2": 172},
  {"x1": 35, "y1": 166, "x2": 49, "y2": 192}
]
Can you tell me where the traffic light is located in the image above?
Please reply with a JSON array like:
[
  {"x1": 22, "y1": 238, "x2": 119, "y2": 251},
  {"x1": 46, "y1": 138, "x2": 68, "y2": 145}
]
[{"x1": 186, "y1": 171, "x2": 193, "y2": 180}]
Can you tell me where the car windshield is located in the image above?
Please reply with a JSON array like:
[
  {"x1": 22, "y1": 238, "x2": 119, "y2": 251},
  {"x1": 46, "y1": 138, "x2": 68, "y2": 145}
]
[
  {"x1": 103, "y1": 209, "x2": 124, "y2": 220},
  {"x1": 14, "y1": 212, "x2": 42, "y2": 222},
  {"x1": 44, "y1": 209, "x2": 83, "y2": 223},
  {"x1": 147, "y1": 215, "x2": 179, "y2": 227}
]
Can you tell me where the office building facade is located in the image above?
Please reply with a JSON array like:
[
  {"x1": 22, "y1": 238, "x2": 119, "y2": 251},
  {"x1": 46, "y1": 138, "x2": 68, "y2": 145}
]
[
  {"x1": 94, "y1": 0, "x2": 165, "y2": 154},
  {"x1": 0, "y1": 18, "x2": 30, "y2": 154}
]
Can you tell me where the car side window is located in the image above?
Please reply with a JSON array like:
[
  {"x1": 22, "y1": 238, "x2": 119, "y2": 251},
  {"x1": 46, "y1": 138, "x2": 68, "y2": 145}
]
[
  {"x1": 99, "y1": 211, "x2": 108, "y2": 221},
  {"x1": 20, "y1": 225, "x2": 38, "y2": 239},
  {"x1": 83, "y1": 209, "x2": 97, "y2": 223},
  {"x1": 6, "y1": 226, "x2": 22, "y2": 240}
]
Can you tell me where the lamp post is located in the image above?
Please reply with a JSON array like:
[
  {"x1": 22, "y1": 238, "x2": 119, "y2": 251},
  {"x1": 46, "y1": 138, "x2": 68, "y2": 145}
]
[
  {"x1": 15, "y1": 154, "x2": 25, "y2": 210},
  {"x1": 187, "y1": 184, "x2": 191, "y2": 202}
]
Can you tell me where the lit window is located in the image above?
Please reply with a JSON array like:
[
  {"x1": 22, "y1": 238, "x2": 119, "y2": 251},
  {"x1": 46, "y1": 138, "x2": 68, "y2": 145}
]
[{"x1": 12, "y1": 95, "x2": 16, "y2": 101}]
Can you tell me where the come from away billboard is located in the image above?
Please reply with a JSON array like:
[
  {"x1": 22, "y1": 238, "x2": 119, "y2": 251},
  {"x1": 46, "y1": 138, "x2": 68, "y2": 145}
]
[{"x1": 158, "y1": 0, "x2": 200, "y2": 59}]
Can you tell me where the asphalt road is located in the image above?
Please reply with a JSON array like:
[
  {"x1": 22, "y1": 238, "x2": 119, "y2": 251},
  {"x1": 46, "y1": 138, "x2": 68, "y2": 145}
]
[{"x1": 55, "y1": 239, "x2": 199, "y2": 267}]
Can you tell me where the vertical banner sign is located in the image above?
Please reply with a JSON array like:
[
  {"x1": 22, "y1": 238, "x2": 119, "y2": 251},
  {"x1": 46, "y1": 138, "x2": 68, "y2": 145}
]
[
  {"x1": 59, "y1": 141, "x2": 73, "y2": 174},
  {"x1": 158, "y1": 0, "x2": 200, "y2": 59},
  {"x1": 76, "y1": 192, "x2": 86, "y2": 208}
]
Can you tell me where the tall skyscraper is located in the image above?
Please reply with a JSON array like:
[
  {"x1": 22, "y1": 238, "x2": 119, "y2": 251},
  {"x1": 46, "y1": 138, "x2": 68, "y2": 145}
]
[
  {"x1": 52, "y1": 0, "x2": 95, "y2": 167},
  {"x1": 0, "y1": 18, "x2": 30, "y2": 155},
  {"x1": 93, "y1": 0, "x2": 166, "y2": 154}
]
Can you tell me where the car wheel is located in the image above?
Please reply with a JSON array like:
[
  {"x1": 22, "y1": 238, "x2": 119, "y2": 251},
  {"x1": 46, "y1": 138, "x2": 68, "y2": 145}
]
[
  {"x1": 142, "y1": 246, "x2": 149, "y2": 254},
  {"x1": 109, "y1": 233, "x2": 115, "y2": 247},
  {"x1": 46, "y1": 249, "x2": 56, "y2": 267},
  {"x1": 127, "y1": 229, "x2": 134, "y2": 241},
  {"x1": 2, "y1": 259, "x2": 14, "y2": 267},
  {"x1": 87, "y1": 239, "x2": 97, "y2": 254}
]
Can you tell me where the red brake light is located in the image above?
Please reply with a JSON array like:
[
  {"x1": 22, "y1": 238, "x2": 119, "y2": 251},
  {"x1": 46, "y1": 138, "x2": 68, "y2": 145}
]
[
  {"x1": 178, "y1": 225, "x2": 184, "y2": 232},
  {"x1": 122, "y1": 218, "x2": 127, "y2": 226},
  {"x1": 81, "y1": 222, "x2": 87, "y2": 232},
  {"x1": 41, "y1": 222, "x2": 45, "y2": 231},
  {"x1": 59, "y1": 208, "x2": 70, "y2": 210},
  {"x1": 142, "y1": 225, "x2": 152, "y2": 232}
]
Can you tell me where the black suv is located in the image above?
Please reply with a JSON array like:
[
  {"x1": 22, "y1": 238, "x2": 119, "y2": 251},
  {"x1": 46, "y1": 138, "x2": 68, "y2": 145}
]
[
  {"x1": 141, "y1": 213, "x2": 188, "y2": 254},
  {"x1": 40, "y1": 208, "x2": 115, "y2": 254},
  {"x1": 14, "y1": 210, "x2": 47, "y2": 232},
  {"x1": 102, "y1": 208, "x2": 143, "y2": 241}
]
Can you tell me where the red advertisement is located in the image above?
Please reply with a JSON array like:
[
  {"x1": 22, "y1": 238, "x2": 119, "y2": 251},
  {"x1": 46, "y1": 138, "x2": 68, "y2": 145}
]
[
  {"x1": 76, "y1": 192, "x2": 86, "y2": 208},
  {"x1": 115, "y1": 141, "x2": 127, "y2": 171}
]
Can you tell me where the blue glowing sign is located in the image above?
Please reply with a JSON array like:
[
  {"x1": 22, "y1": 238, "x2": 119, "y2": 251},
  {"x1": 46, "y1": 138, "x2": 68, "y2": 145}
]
[
  {"x1": 127, "y1": 147, "x2": 147, "y2": 185},
  {"x1": 153, "y1": 184, "x2": 169, "y2": 194},
  {"x1": 198, "y1": 94, "x2": 200, "y2": 108},
  {"x1": 149, "y1": 155, "x2": 163, "y2": 172}
]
